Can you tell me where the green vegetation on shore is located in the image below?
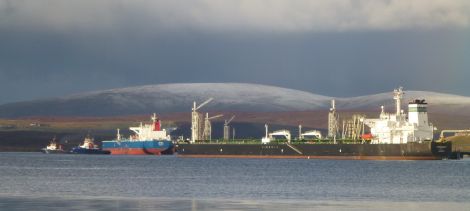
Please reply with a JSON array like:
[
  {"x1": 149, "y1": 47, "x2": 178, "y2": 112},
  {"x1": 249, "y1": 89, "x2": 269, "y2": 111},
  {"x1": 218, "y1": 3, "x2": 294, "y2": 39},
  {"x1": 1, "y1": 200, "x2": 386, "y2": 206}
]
[{"x1": 0, "y1": 118, "x2": 176, "y2": 132}]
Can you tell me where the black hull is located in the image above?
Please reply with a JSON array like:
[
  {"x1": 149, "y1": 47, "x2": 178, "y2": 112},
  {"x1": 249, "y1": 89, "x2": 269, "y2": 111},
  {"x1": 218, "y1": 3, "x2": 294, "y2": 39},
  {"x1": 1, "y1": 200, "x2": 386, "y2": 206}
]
[
  {"x1": 161, "y1": 144, "x2": 176, "y2": 155},
  {"x1": 177, "y1": 142, "x2": 453, "y2": 160}
]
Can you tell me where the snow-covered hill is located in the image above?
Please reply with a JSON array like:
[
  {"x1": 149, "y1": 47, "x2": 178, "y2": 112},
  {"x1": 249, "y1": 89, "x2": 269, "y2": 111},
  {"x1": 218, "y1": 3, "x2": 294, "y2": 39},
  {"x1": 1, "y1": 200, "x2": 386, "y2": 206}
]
[
  {"x1": 0, "y1": 83, "x2": 469, "y2": 117},
  {"x1": 337, "y1": 91, "x2": 470, "y2": 112},
  {"x1": 0, "y1": 83, "x2": 332, "y2": 117}
]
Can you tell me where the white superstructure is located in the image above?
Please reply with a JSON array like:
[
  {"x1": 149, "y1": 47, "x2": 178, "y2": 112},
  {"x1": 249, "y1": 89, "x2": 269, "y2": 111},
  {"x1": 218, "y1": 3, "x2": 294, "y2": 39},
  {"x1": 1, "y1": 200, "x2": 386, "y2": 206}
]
[
  {"x1": 363, "y1": 87, "x2": 434, "y2": 144},
  {"x1": 44, "y1": 138, "x2": 62, "y2": 150},
  {"x1": 125, "y1": 113, "x2": 170, "y2": 141},
  {"x1": 78, "y1": 136, "x2": 99, "y2": 149}
]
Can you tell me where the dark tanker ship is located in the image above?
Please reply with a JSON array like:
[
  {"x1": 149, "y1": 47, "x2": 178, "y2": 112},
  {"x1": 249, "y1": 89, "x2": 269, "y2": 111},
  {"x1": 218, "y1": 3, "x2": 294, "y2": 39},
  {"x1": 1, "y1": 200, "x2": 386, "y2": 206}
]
[
  {"x1": 177, "y1": 141, "x2": 453, "y2": 160},
  {"x1": 177, "y1": 88, "x2": 460, "y2": 160}
]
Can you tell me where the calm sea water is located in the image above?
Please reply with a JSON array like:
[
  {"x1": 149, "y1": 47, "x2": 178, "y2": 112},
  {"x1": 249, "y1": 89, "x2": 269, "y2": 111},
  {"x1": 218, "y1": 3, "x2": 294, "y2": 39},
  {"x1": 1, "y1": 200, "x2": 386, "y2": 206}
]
[{"x1": 0, "y1": 153, "x2": 469, "y2": 210}]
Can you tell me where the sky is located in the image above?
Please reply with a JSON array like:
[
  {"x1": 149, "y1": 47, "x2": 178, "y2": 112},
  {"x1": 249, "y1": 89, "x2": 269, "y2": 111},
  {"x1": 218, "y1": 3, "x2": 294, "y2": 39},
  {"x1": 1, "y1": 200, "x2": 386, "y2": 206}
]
[{"x1": 1, "y1": 0, "x2": 470, "y2": 104}]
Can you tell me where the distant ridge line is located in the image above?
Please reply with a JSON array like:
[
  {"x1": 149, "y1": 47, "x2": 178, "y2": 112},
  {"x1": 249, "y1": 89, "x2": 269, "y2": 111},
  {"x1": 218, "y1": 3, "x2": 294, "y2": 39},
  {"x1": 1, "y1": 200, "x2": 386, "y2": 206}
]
[{"x1": 1, "y1": 83, "x2": 470, "y2": 118}]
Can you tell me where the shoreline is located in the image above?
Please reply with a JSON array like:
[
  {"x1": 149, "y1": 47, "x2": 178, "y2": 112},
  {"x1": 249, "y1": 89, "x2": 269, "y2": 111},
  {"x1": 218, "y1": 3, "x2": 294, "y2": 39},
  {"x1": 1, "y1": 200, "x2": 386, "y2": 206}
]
[{"x1": 1, "y1": 194, "x2": 469, "y2": 210}]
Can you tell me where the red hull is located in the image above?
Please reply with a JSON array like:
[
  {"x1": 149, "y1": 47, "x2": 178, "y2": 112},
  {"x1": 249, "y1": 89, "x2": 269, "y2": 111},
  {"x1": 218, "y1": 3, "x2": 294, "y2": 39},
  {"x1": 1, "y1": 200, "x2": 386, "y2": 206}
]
[{"x1": 108, "y1": 148, "x2": 163, "y2": 155}]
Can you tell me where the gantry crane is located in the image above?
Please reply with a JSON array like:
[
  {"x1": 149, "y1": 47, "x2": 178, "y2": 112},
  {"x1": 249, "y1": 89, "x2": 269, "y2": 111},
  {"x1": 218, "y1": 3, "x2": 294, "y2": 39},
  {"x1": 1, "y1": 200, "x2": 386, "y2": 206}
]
[
  {"x1": 191, "y1": 98, "x2": 213, "y2": 143},
  {"x1": 223, "y1": 115, "x2": 236, "y2": 140},
  {"x1": 203, "y1": 113, "x2": 223, "y2": 141}
]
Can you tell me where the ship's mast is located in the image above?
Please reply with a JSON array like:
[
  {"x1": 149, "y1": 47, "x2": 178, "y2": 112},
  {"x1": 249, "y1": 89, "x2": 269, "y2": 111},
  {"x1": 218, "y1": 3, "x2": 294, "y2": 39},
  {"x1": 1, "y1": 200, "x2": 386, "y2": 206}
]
[
  {"x1": 116, "y1": 128, "x2": 121, "y2": 141},
  {"x1": 393, "y1": 87, "x2": 404, "y2": 116},
  {"x1": 328, "y1": 99, "x2": 339, "y2": 143},
  {"x1": 151, "y1": 113, "x2": 157, "y2": 123},
  {"x1": 265, "y1": 124, "x2": 268, "y2": 139},
  {"x1": 191, "y1": 102, "x2": 198, "y2": 143}
]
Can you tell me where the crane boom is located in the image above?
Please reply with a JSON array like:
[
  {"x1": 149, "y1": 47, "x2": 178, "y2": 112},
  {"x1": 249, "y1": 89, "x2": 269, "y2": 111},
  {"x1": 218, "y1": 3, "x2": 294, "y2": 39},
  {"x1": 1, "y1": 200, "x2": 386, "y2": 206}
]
[
  {"x1": 196, "y1": 98, "x2": 213, "y2": 111},
  {"x1": 225, "y1": 115, "x2": 236, "y2": 125},
  {"x1": 208, "y1": 114, "x2": 223, "y2": 120}
]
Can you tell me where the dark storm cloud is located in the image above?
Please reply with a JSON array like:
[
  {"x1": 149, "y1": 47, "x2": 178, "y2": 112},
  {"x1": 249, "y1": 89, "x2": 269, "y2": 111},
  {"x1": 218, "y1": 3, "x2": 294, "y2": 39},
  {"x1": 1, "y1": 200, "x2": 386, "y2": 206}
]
[{"x1": 1, "y1": 0, "x2": 470, "y2": 104}]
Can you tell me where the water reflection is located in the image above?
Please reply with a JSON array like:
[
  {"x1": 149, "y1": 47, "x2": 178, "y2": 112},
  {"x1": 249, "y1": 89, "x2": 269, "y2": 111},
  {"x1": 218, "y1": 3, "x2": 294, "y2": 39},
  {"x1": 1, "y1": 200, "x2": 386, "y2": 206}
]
[{"x1": 1, "y1": 195, "x2": 469, "y2": 211}]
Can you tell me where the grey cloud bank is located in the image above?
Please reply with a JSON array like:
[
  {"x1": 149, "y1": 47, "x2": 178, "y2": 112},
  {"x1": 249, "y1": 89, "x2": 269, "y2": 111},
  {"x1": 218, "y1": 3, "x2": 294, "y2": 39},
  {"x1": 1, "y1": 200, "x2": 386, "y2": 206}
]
[
  {"x1": 2, "y1": 0, "x2": 470, "y2": 32},
  {"x1": 0, "y1": 0, "x2": 469, "y2": 104}
]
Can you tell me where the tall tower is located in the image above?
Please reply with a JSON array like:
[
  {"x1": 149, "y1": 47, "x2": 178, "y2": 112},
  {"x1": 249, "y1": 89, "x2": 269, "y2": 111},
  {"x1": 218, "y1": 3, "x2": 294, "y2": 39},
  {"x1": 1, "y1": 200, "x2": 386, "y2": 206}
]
[
  {"x1": 191, "y1": 102, "x2": 200, "y2": 143},
  {"x1": 328, "y1": 99, "x2": 339, "y2": 139},
  {"x1": 223, "y1": 124, "x2": 230, "y2": 140},
  {"x1": 202, "y1": 113, "x2": 223, "y2": 141},
  {"x1": 223, "y1": 115, "x2": 235, "y2": 140},
  {"x1": 203, "y1": 113, "x2": 211, "y2": 140},
  {"x1": 408, "y1": 99, "x2": 429, "y2": 126},
  {"x1": 408, "y1": 99, "x2": 433, "y2": 141}
]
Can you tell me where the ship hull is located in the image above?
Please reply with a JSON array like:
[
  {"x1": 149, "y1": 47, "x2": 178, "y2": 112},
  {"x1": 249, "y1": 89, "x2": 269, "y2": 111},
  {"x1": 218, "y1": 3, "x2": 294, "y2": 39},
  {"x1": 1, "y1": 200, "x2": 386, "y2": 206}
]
[
  {"x1": 42, "y1": 149, "x2": 68, "y2": 154},
  {"x1": 102, "y1": 140, "x2": 173, "y2": 155},
  {"x1": 177, "y1": 154, "x2": 441, "y2": 160},
  {"x1": 177, "y1": 142, "x2": 451, "y2": 160},
  {"x1": 70, "y1": 148, "x2": 111, "y2": 154}
]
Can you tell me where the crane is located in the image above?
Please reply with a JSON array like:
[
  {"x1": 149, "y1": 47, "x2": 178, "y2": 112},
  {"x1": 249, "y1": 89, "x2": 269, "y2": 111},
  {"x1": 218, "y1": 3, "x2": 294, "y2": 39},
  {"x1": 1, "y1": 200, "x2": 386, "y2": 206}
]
[
  {"x1": 191, "y1": 98, "x2": 213, "y2": 143},
  {"x1": 203, "y1": 113, "x2": 223, "y2": 141},
  {"x1": 269, "y1": 130, "x2": 291, "y2": 143},
  {"x1": 223, "y1": 115, "x2": 236, "y2": 140},
  {"x1": 300, "y1": 130, "x2": 322, "y2": 140},
  {"x1": 193, "y1": 98, "x2": 213, "y2": 112}
]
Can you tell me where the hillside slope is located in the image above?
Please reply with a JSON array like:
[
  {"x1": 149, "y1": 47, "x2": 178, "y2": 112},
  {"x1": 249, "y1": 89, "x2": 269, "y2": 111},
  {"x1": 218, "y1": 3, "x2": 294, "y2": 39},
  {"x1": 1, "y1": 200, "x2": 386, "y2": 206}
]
[{"x1": 0, "y1": 83, "x2": 469, "y2": 118}]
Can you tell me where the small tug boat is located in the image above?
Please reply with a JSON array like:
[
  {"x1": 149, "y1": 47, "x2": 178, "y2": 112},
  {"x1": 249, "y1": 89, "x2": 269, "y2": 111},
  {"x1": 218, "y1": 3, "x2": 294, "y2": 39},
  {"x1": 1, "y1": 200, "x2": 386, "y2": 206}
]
[
  {"x1": 41, "y1": 137, "x2": 67, "y2": 154},
  {"x1": 70, "y1": 136, "x2": 111, "y2": 154}
]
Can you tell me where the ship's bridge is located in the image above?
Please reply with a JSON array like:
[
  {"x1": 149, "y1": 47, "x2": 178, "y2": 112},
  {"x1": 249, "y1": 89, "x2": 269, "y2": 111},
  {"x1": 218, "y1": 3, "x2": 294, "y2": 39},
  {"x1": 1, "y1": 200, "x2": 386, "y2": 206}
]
[{"x1": 363, "y1": 88, "x2": 433, "y2": 144}]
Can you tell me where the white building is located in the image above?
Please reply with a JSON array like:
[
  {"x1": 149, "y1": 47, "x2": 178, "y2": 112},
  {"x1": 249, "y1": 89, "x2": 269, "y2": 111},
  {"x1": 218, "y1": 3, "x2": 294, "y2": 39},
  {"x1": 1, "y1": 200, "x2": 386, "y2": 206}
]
[{"x1": 363, "y1": 87, "x2": 434, "y2": 144}]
